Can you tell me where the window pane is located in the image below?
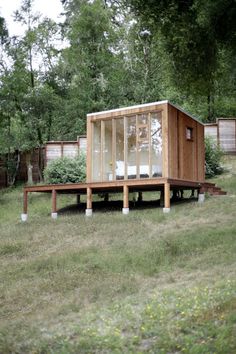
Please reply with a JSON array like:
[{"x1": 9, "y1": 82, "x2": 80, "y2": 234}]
[
  {"x1": 92, "y1": 121, "x2": 101, "y2": 181},
  {"x1": 186, "y1": 127, "x2": 193, "y2": 140},
  {"x1": 151, "y1": 112, "x2": 162, "y2": 177},
  {"x1": 138, "y1": 113, "x2": 148, "y2": 125},
  {"x1": 127, "y1": 116, "x2": 136, "y2": 179},
  {"x1": 138, "y1": 140, "x2": 149, "y2": 178},
  {"x1": 104, "y1": 120, "x2": 113, "y2": 181},
  {"x1": 116, "y1": 118, "x2": 124, "y2": 180}
]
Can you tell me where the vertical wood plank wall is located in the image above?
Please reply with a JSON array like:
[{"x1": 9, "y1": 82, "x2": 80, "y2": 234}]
[
  {"x1": 168, "y1": 104, "x2": 178, "y2": 179},
  {"x1": 162, "y1": 104, "x2": 169, "y2": 177},
  {"x1": 168, "y1": 103, "x2": 205, "y2": 182},
  {"x1": 196, "y1": 124, "x2": 205, "y2": 181},
  {"x1": 86, "y1": 116, "x2": 92, "y2": 182}
]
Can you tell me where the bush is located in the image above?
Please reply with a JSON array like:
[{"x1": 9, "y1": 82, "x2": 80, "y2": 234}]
[
  {"x1": 205, "y1": 136, "x2": 223, "y2": 178},
  {"x1": 44, "y1": 154, "x2": 86, "y2": 184}
]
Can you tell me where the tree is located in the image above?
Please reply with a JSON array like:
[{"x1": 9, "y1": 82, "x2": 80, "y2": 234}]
[
  {"x1": 58, "y1": 0, "x2": 132, "y2": 137},
  {"x1": 125, "y1": 0, "x2": 236, "y2": 121},
  {"x1": 0, "y1": 1, "x2": 63, "y2": 184}
]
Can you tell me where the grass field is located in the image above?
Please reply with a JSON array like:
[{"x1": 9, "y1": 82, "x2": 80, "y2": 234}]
[{"x1": 0, "y1": 157, "x2": 236, "y2": 353}]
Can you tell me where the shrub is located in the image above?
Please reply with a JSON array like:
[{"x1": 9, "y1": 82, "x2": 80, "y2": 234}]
[
  {"x1": 44, "y1": 154, "x2": 86, "y2": 184},
  {"x1": 205, "y1": 136, "x2": 223, "y2": 178}
]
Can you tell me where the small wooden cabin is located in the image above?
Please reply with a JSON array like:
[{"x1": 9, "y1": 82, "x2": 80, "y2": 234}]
[
  {"x1": 86, "y1": 100, "x2": 205, "y2": 184},
  {"x1": 21, "y1": 101, "x2": 208, "y2": 221},
  {"x1": 205, "y1": 118, "x2": 236, "y2": 154}
]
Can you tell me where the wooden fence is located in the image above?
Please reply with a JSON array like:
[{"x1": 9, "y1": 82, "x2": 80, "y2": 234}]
[
  {"x1": 45, "y1": 136, "x2": 87, "y2": 165},
  {"x1": 205, "y1": 118, "x2": 236, "y2": 154},
  {"x1": 0, "y1": 136, "x2": 87, "y2": 188},
  {"x1": 0, "y1": 148, "x2": 45, "y2": 188}
]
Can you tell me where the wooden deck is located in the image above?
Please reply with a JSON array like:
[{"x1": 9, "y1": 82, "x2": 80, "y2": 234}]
[{"x1": 21, "y1": 178, "x2": 205, "y2": 221}]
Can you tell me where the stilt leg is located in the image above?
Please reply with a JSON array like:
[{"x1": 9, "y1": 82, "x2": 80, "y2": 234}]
[
  {"x1": 21, "y1": 190, "x2": 28, "y2": 222},
  {"x1": 198, "y1": 188, "x2": 205, "y2": 203},
  {"x1": 123, "y1": 184, "x2": 129, "y2": 214},
  {"x1": 163, "y1": 182, "x2": 170, "y2": 213},
  {"x1": 138, "y1": 192, "x2": 143, "y2": 202},
  {"x1": 160, "y1": 190, "x2": 164, "y2": 207},
  {"x1": 86, "y1": 187, "x2": 92, "y2": 216},
  {"x1": 104, "y1": 193, "x2": 109, "y2": 202},
  {"x1": 51, "y1": 189, "x2": 57, "y2": 219},
  {"x1": 76, "y1": 194, "x2": 81, "y2": 204}
]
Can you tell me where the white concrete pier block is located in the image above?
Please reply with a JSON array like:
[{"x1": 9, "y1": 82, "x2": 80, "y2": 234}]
[
  {"x1": 163, "y1": 207, "x2": 170, "y2": 213},
  {"x1": 85, "y1": 209, "x2": 93, "y2": 216},
  {"x1": 51, "y1": 212, "x2": 58, "y2": 219},
  {"x1": 122, "y1": 207, "x2": 129, "y2": 215},
  {"x1": 198, "y1": 193, "x2": 205, "y2": 203},
  {"x1": 21, "y1": 213, "x2": 28, "y2": 222}
]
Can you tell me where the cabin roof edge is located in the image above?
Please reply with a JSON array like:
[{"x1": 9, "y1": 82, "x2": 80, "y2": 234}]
[
  {"x1": 86, "y1": 100, "x2": 169, "y2": 118},
  {"x1": 167, "y1": 101, "x2": 204, "y2": 126},
  {"x1": 87, "y1": 100, "x2": 204, "y2": 125}
]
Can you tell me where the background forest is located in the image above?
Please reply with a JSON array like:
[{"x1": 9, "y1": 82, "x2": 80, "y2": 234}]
[{"x1": 0, "y1": 0, "x2": 236, "y2": 164}]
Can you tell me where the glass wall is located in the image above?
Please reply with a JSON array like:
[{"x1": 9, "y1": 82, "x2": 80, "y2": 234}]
[
  {"x1": 104, "y1": 120, "x2": 112, "y2": 181},
  {"x1": 127, "y1": 116, "x2": 136, "y2": 179},
  {"x1": 116, "y1": 118, "x2": 124, "y2": 179},
  {"x1": 137, "y1": 113, "x2": 149, "y2": 178},
  {"x1": 151, "y1": 112, "x2": 162, "y2": 177},
  {"x1": 91, "y1": 111, "x2": 162, "y2": 182},
  {"x1": 92, "y1": 121, "x2": 101, "y2": 181}
]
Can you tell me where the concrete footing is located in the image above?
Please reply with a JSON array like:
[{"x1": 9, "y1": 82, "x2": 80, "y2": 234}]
[
  {"x1": 163, "y1": 207, "x2": 170, "y2": 213},
  {"x1": 122, "y1": 207, "x2": 129, "y2": 215},
  {"x1": 198, "y1": 193, "x2": 205, "y2": 203},
  {"x1": 85, "y1": 209, "x2": 93, "y2": 216},
  {"x1": 51, "y1": 212, "x2": 58, "y2": 219},
  {"x1": 21, "y1": 213, "x2": 28, "y2": 222}
]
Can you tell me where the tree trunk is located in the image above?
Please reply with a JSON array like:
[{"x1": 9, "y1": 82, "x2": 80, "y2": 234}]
[
  {"x1": 207, "y1": 94, "x2": 215, "y2": 122},
  {"x1": 26, "y1": 152, "x2": 33, "y2": 184}
]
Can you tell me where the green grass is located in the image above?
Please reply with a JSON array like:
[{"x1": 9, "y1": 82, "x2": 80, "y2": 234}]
[{"x1": 0, "y1": 159, "x2": 236, "y2": 353}]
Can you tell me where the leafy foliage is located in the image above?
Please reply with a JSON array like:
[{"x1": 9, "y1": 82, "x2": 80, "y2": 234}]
[
  {"x1": 1, "y1": 0, "x2": 236, "y2": 186},
  {"x1": 43, "y1": 153, "x2": 86, "y2": 184},
  {"x1": 205, "y1": 136, "x2": 223, "y2": 178},
  {"x1": 127, "y1": 0, "x2": 236, "y2": 121}
]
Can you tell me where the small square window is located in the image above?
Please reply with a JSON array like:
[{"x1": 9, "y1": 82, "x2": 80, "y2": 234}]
[{"x1": 186, "y1": 127, "x2": 193, "y2": 141}]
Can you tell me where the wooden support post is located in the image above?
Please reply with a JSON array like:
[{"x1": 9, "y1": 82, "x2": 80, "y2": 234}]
[
  {"x1": 51, "y1": 189, "x2": 57, "y2": 219},
  {"x1": 163, "y1": 182, "x2": 170, "y2": 213},
  {"x1": 76, "y1": 194, "x2": 81, "y2": 204},
  {"x1": 160, "y1": 190, "x2": 164, "y2": 207},
  {"x1": 21, "y1": 190, "x2": 28, "y2": 222},
  {"x1": 86, "y1": 187, "x2": 93, "y2": 216},
  {"x1": 198, "y1": 187, "x2": 205, "y2": 203},
  {"x1": 123, "y1": 184, "x2": 129, "y2": 214},
  {"x1": 23, "y1": 190, "x2": 28, "y2": 214},
  {"x1": 138, "y1": 192, "x2": 143, "y2": 202}
]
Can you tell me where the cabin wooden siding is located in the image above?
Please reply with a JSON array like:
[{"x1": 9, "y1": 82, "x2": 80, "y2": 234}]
[
  {"x1": 168, "y1": 103, "x2": 178, "y2": 179},
  {"x1": 86, "y1": 101, "x2": 205, "y2": 184},
  {"x1": 167, "y1": 103, "x2": 205, "y2": 182}
]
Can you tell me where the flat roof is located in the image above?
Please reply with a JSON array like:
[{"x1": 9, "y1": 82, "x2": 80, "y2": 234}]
[{"x1": 87, "y1": 100, "x2": 203, "y2": 125}]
